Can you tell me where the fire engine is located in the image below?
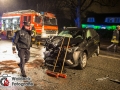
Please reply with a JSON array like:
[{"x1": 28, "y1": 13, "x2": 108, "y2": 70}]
[{"x1": 1, "y1": 9, "x2": 58, "y2": 43}]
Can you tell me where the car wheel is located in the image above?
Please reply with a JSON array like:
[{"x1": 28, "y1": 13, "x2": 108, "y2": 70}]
[
  {"x1": 77, "y1": 52, "x2": 87, "y2": 70},
  {"x1": 96, "y1": 45, "x2": 100, "y2": 56}
]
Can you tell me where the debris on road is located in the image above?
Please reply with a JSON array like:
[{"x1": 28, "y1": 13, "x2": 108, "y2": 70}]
[
  {"x1": 2, "y1": 50, "x2": 7, "y2": 53},
  {"x1": 110, "y1": 79, "x2": 120, "y2": 84},
  {"x1": 96, "y1": 76, "x2": 109, "y2": 81},
  {"x1": 96, "y1": 76, "x2": 120, "y2": 84}
]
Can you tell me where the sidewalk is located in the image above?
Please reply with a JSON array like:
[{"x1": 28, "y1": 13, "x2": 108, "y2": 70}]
[{"x1": 100, "y1": 39, "x2": 120, "y2": 58}]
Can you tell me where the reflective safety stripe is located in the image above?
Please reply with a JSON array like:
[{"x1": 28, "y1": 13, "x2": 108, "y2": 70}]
[{"x1": 111, "y1": 39, "x2": 119, "y2": 43}]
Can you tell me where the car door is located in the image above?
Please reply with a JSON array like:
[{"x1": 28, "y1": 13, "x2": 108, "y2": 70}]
[
  {"x1": 90, "y1": 29, "x2": 99, "y2": 51},
  {"x1": 86, "y1": 29, "x2": 95, "y2": 56}
]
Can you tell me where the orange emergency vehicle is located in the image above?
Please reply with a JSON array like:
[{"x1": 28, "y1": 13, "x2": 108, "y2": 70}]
[{"x1": 1, "y1": 9, "x2": 58, "y2": 41}]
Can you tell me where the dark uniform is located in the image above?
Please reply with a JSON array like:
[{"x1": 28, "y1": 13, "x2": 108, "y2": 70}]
[
  {"x1": 12, "y1": 22, "x2": 31, "y2": 77},
  {"x1": 107, "y1": 26, "x2": 120, "y2": 52}
]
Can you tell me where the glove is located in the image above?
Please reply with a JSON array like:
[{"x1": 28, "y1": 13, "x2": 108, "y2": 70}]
[{"x1": 12, "y1": 46, "x2": 16, "y2": 54}]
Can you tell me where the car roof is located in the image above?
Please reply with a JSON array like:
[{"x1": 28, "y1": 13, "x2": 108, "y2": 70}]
[{"x1": 63, "y1": 27, "x2": 94, "y2": 31}]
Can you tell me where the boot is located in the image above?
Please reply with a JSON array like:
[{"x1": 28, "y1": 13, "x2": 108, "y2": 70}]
[
  {"x1": 21, "y1": 69, "x2": 27, "y2": 77},
  {"x1": 18, "y1": 63, "x2": 27, "y2": 77}
]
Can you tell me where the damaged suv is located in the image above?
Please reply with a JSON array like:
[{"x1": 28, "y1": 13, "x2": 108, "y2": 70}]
[{"x1": 44, "y1": 27, "x2": 100, "y2": 69}]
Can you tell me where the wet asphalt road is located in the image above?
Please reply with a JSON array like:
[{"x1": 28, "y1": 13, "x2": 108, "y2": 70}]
[
  {"x1": 0, "y1": 40, "x2": 120, "y2": 90},
  {"x1": 60, "y1": 56, "x2": 120, "y2": 90}
]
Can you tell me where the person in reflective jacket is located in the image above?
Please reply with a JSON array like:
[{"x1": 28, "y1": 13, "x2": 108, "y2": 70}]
[
  {"x1": 107, "y1": 25, "x2": 120, "y2": 52},
  {"x1": 12, "y1": 21, "x2": 32, "y2": 77}
]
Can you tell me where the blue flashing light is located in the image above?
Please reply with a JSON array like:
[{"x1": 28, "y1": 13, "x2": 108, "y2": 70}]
[{"x1": 40, "y1": 12, "x2": 44, "y2": 15}]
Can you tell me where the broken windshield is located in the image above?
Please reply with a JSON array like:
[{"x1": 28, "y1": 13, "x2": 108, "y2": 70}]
[{"x1": 58, "y1": 30, "x2": 83, "y2": 39}]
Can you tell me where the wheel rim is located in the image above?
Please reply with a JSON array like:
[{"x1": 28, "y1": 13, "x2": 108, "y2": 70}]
[{"x1": 82, "y1": 53, "x2": 87, "y2": 67}]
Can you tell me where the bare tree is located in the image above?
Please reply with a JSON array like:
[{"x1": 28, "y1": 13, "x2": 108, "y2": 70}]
[
  {"x1": 25, "y1": 0, "x2": 119, "y2": 27},
  {"x1": 0, "y1": 0, "x2": 119, "y2": 27},
  {"x1": 94, "y1": 0, "x2": 119, "y2": 7},
  {"x1": 60, "y1": 0, "x2": 119, "y2": 27}
]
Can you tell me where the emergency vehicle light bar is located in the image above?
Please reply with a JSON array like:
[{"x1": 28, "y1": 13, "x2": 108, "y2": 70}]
[
  {"x1": 63, "y1": 26, "x2": 78, "y2": 30},
  {"x1": 2, "y1": 16, "x2": 20, "y2": 19},
  {"x1": 3, "y1": 9, "x2": 36, "y2": 14}
]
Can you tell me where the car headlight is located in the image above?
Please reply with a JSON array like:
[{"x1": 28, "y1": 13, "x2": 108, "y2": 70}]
[
  {"x1": 52, "y1": 40, "x2": 60, "y2": 47},
  {"x1": 67, "y1": 46, "x2": 79, "y2": 53}
]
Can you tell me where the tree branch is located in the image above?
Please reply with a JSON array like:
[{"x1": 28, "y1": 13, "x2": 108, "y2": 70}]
[
  {"x1": 94, "y1": 0, "x2": 119, "y2": 7},
  {"x1": 81, "y1": 0, "x2": 94, "y2": 13}
]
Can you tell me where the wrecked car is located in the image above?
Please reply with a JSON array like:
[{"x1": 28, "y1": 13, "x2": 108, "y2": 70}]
[{"x1": 43, "y1": 27, "x2": 100, "y2": 69}]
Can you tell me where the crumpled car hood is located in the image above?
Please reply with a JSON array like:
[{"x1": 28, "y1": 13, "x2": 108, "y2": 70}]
[{"x1": 50, "y1": 36, "x2": 83, "y2": 46}]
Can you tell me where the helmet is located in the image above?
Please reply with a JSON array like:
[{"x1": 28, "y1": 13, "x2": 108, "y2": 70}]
[
  {"x1": 23, "y1": 21, "x2": 31, "y2": 26},
  {"x1": 116, "y1": 25, "x2": 120, "y2": 28}
]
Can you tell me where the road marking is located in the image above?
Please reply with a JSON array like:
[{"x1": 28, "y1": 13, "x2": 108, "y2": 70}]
[{"x1": 99, "y1": 55, "x2": 120, "y2": 60}]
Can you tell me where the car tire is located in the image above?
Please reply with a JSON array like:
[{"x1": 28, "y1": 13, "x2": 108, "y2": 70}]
[
  {"x1": 96, "y1": 45, "x2": 100, "y2": 56},
  {"x1": 77, "y1": 52, "x2": 87, "y2": 70}
]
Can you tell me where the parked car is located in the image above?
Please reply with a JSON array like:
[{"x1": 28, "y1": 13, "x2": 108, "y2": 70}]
[{"x1": 43, "y1": 27, "x2": 100, "y2": 69}]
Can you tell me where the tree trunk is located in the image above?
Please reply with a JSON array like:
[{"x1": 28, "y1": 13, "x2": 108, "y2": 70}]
[{"x1": 75, "y1": 0, "x2": 81, "y2": 28}]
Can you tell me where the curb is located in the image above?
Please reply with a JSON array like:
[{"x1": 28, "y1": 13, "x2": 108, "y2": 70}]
[{"x1": 100, "y1": 50, "x2": 120, "y2": 59}]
